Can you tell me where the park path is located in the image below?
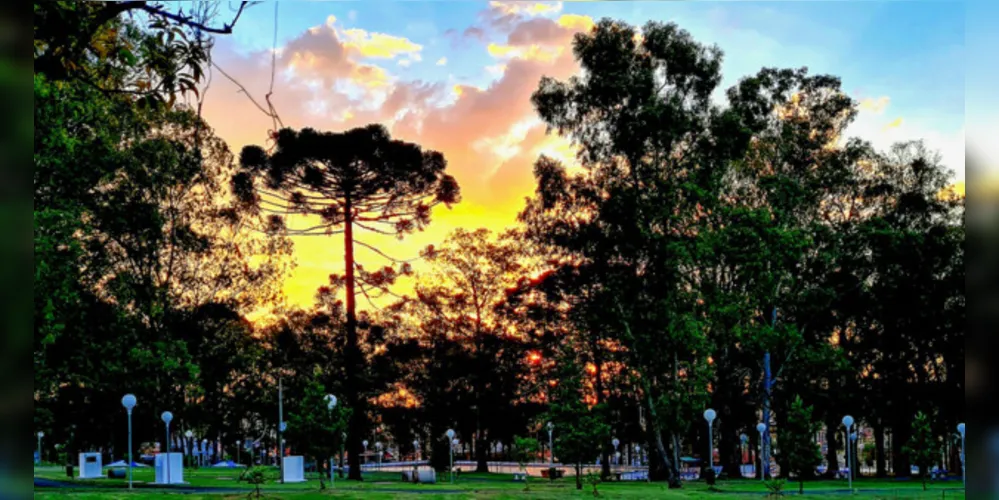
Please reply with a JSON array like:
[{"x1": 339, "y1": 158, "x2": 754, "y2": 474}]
[{"x1": 34, "y1": 477, "x2": 465, "y2": 495}]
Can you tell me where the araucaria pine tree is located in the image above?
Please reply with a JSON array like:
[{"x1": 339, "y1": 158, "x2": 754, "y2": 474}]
[
  {"x1": 776, "y1": 396, "x2": 823, "y2": 494},
  {"x1": 233, "y1": 124, "x2": 460, "y2": 479}
]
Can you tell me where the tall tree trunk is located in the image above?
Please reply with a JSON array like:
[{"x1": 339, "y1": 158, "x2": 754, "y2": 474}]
[
  {"x1": 576, "y1": 464, "x2": 583, "y2": 489},
  {"x1": 343, "y1": 202, "x2": 364, "y2": 481},
  {"x1": 475, "y1": 428, "x2": 488, "y2": 473},
  {"x1": 643, "y1": 390, "x2": 681, "y2": 488},
  {"x1": 593, "y1": 342, "x2": 610, "y2": 479},
  {"x1": 824, "y1": 419, "x2": 840, "y2": 478},
  {"x1": 892, "y1": 422, "x2": 911, "y2": 478},
  {"x1": 874, "y1": 421, "x2": 887, "y2": 477}
]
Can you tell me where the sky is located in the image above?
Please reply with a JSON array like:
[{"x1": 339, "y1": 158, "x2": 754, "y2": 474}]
[{"x1": 198, "y1": 0, "x2": 967, "y2": 314}]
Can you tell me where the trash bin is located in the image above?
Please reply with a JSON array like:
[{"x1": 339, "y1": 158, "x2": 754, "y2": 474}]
[{"x1": 65, "y1": 465, "x2": 73, "y2": 478}]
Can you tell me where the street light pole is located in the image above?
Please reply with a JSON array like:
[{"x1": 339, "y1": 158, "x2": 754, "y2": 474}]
[
  {"x1": 842, "y1": 415, "x2": 854, "y2": 491},
  {"x1": 37, "y1": 431, "x2": 44, "y2": 464},
  {"x1": 704, "y1": 409, "x2": 717, "y2": 473},
  {"x1": 546, "y1": 422, "x2": 554, "y2": 467},
  {"x1": 122, "y1": 394, "x2": 137, "y2": 489},
  {"x1": 445, "y1": 429, "x2": 455, "y2": 484},
  {"x1": 162, "y1": 411, "x2": 174, "y2": 485},
  {"x1": 756, "y1": 423, "x2": 766, "y2": 482},
  {"x1": 326, "y1": 394, "x2": 337, "y2": 486},
  {"x1": 612, "y1": 438, "x2": 620, "y2": 470},
  {"x1": 957, "y1": 423, "x2": 965, "y2": 489}
]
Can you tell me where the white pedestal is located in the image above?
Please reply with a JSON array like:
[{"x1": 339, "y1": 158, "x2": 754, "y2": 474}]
[
  {"x1": 78, "y1": 452, "x2": 102, "y2": 479},
  {"x1": 282, "y1": 456, "x2": 305, "y2": 483},
  {"x1": 154, "y1": 453, "x2": 185, "y2": 484}
]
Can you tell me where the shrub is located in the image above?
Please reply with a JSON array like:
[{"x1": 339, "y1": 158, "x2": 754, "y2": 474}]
[
  {"x1": 243, "y1": 467, "x2": 267, "y2": 498},
  {"x1": 764, "y1": 478, "x2": 786, "y2": 498},
  {"x1": 585, "y1": 471, "x2": 602, "y2": 497}
]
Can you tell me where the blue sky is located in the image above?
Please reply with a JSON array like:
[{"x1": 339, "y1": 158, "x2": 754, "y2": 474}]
[{"x1": 222, "y1": 0, "x2": 965, "y2": 176}]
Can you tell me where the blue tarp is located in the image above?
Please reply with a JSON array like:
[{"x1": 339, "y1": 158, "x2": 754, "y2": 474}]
[
  {"x1": 107, "y1": 460, "x2": 148, "y2": 468},
  {"x1": 211, "y1": 460, "x2": 245, "y2": 468}
]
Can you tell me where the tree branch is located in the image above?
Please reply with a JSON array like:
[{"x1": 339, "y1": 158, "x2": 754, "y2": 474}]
[
  {"x1": 353, "y1": 238, "x2": 420, "y2": 264},
  {"x1": 138, "y1": 1, "x2": 251, "y2": 35}
]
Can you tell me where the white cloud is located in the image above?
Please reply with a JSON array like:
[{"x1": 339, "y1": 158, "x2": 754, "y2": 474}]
[{"x1": 436, "y1": 57, "x2": 448, "y2": 66}]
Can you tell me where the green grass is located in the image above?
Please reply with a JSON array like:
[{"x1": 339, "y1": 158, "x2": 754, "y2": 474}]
[{"x1": 33, "y1": 466, "x2": 966, "y2": 499}]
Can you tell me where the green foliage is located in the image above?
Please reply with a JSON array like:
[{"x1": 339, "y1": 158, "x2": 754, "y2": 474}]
[
  {"x1": 243, "y1": 466, "x2": 267, "y2": 498},
  {"x1": 585, "y1": 471, "x2": 602, "y2": 497},
  {"x1": 904, "y1": 412, "x2": 939, "y2": 490},
  {"x1": 513, "y1": 436, "x2": 539, "y2": 491},
  {"x1": 776, "y1": 397, "x2": 822, "y2": 494},
  {"x1": 285, "y1": 376, "x2": 349, "y2": 488},
  {"x1": 764, "y1": 478, "x2": 786, "y2": 498}
]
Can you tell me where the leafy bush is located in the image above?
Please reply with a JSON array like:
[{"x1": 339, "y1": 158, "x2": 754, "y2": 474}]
[
  {"x1": 585, "y1": 471, "x2": 602, "y2": 497},
  {"x1": 243, "y1": 467, "x2": 267, "y2": 498},
  {"x1": 764, "y1": 478, "x2": 786, "y2": 498}
]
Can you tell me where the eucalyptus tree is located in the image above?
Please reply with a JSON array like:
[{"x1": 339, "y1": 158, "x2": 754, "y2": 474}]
[
  {"x1": 232, "y1": 124, "x2": 459, "y2": 479},
  {"x1": 524, "y1": 19, "x2": 750, "y2": 486}
]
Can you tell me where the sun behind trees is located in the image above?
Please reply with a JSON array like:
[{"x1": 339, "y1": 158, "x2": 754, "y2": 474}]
[{"x1": 232, "y1": 124, "x2": 460, "y2": 479}]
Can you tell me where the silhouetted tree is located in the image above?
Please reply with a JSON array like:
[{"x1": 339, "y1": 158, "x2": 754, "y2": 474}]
[{"x1": 233, "y1": 124, "x2": 459, "y2": 479}]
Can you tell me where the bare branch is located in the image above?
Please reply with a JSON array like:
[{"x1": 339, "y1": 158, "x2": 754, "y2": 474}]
[
  {"x1": 353, "y1": 238, "x2": 420, "y2": 264},
  {"x1": 138, "y1": 1, "x2": 250, "y2": 35}
]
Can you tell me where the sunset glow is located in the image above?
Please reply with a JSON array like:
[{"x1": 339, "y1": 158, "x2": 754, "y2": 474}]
[{"x1": 201, "y1": 1, "x2": 966, "y2": 314}]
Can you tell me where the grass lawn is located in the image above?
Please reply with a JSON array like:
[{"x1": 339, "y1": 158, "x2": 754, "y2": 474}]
[{"x1": 33, "y1": 466, "x2": 966, "y2": 499}]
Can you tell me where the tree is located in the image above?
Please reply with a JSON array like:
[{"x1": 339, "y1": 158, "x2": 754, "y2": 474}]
[
  {"x1": 416, "y1": 228, "x2": 530, "y2": 472},
  {"x1": 34, "y1": 1, "x2": 250, "y2": 107},
  {"x1": 34, "y1": 72, "x2": 288, "y2": 455},
  {"x1": 233, "y1": 124, "x2": 460, "y2": 479},
  {"x1": 525, "y1": 18, "x2": 748, "y2": 486},
  {"x1": 513, "y1": 436, "x2": 540, "y2": 491},
  {"x1": 904, "y1": 411, "x2": 939, "y2": 490},
  {"x1": 544, "y1": 352, "x2": 612, "y2": 490},
  {"x1": 776, "y1": 396, "x2": 822, "y2": 494},
  {"x1": 285, "y1": 376, "x2": 349, "y2": 490}
]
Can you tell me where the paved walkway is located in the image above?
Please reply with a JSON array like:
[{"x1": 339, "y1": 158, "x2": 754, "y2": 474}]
[{"x1": 34, "y1": 477, "x2": 465, "y2": 495}]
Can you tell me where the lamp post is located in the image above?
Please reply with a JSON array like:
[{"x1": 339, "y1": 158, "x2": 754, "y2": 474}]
[
  {"x1": 842, "y1": 415, "x2": 854, "y2": 491},
  {"x1": 413, "y1": 440, "x2": 420, "y2": 461},
  {"x1": 756, "y1": 423, "x2": 766, "y2": 482},
  {"x1": 612, "y1": 438, "x2": 620, "y2": 468},
  {"x1": 704, "y1": 409, "x2": 717, "y2": 473},
  {"x1": 445, "y1": 429, "x2": 455, "y2": 483},
  {"x1": 121, "y1": 395, "x2": 137, "y2": 488},
  {"x1": 325, "y1": 395, "x2": 337, "y2": 484},
  {"x1": 957, "y1": 423, "x2": 965, "y2": 489},
  {"x1": 161, "y1": 411, "x2": 174, "y2": 485},
  {"x1": 634, "y1": 444, "x2": 640, "y2": 466},
  {"x1": 546, "y1": 422, "x2": 554, "y2": 468},
  {"x1": 184, "y1": 430, "x2": 193, "y2": 468},
  {"x1": 236, "y1": 440, "x2": 241, "y2": 466},
  {"x1": 362, "y1": 439, "x2": 369, "y2": 467},
  {"x1": 376, "y1": 442, "x2": 383, "y2": 468},
  {"x1": 37, "y1": 431, "x2": 44, "y2": 465}
]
